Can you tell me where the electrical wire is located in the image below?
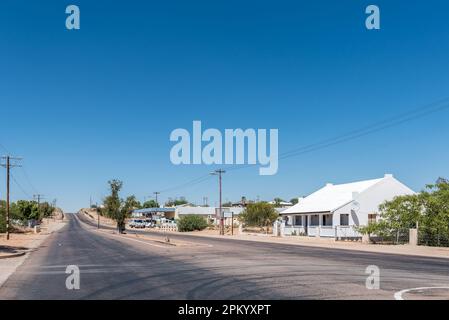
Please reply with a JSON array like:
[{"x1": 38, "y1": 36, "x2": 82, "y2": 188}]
[{"x1": 10, "y1": 172, "x2": 33, "y2": 199}]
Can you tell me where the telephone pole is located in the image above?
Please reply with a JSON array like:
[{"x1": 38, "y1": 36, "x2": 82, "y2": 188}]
[
  {"x1": 153, "y1": 191, "x2": 160, "y2": 207},
  {"x1": 210, "y1": 169, "x2": 226, "y2": 235},
  {"x1": 33, "y1": 194, "x2": 45, "y2": 219},
  {"x1": 1, "y1": 156, "x2": 23, "y2": 240}
]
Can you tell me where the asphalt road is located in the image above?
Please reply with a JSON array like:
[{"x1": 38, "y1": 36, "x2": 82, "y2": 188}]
[{"x1": 1, "y1": 213, "x2": 449, "y2": 300}]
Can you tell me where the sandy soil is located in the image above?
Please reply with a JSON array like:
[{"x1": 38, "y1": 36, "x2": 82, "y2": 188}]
[{"x1": 0, "y1": 218, "x2": 67, "y2": 257}]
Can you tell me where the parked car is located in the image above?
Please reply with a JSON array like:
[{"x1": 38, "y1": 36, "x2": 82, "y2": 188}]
[
  {"x1": 145, "y1": 220, "x2": 156, "y2": 228},
  {"x1": 129, "y1": 219, "x2": 146, "y2": 228}
]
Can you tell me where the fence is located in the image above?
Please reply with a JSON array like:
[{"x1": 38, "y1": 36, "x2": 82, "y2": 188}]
[
  {"x1": 157, "y1": 224, "x2": 178, "y2": 232},
  {"x1": 418, "y1": 231, "x2": 449, "y2": 247},
  {"x1": 368, "y1": 228, "x2": 410, "y2": 245},
  {"x1": 280, "y1": 224, "x2": 361, "y2": 239}
]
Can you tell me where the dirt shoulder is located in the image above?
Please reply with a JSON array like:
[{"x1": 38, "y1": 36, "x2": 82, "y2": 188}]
[
  {"x1": 0, "y1": 217, "x2": 68, "y2": 288},
  {"x1": 0, "y1": 218, "x2": 67, "y2": 257}
]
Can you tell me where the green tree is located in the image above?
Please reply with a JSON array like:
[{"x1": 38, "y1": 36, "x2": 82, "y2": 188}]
[
  {"x1": 11, "y1": 200, "x2": 40, "y2": 222},
  {"x1": 39, "y1": 202, "x2": 56, "y2": 219},
  {"x1": 124, "y1": 195, "x2": 141, "y2": 210},
  {"x1": 142, "y1": 199, "x2": 158, "y2": 208},
  {"x1": 419, "y1": 179, "x2": 449, "y2": 246},
  {"x1": 290, "y1": 198, "x2": 299, "y2": 205},
  {"x1": 103, "y1": 179, "x2": 125, "y2": 233},
  {"x1": 357, "y1": 178, "x2": 449, "y2": 246},
  {"x1": 165, "y1": 197, "x2": 188, "y2": 207},
  {"x1": 177, "y1": 215, "x2": 208, "y2": 232},
  {"x1": 239, "y1": 202, "x2": 279, "y2": 231},
  {"x1": 123, "y1": 195, "x2": 141, "y2": 213},
  {"x1": 273, "y1": 198, "x2": 284, "y2": 207},
  {"x1": 0, "y1": 200, "x2": 6, "y2": 233}
]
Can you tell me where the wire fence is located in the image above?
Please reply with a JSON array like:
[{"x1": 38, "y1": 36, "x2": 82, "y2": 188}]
[
  {"x1": 419, "y1": 231, "x2": 449, "y2": 247},
  {"x1": 369, "y1": 228, "x2": 410, "y2": 245}
]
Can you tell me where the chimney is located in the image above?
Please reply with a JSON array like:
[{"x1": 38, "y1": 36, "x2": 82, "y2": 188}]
[
  {"x1": 326, "y1": 183, "x2": 333, "y2": 187},
  {"x1": 297, "y1": 197, "x2": 304, "y2": 203},
  {"x1": 384, "y1": 174, "x2": 393, "y2": 178}
]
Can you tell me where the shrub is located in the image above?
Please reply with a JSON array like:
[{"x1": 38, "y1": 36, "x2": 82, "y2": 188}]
[
  {"x1": 177, "y1": 215, "x2": 208, "y2": 232},
  {"x1": 239, "y1": 202, "x2": 279, "y2": 228},
  {"x1": 0, "y1": 213, "x2": 5, "y2": 233},
  {"x1": 0, "y1": 201, "x2": 6, "y2": 233}
]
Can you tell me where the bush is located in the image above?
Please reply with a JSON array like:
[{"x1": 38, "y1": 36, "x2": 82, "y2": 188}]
[
  {"x1": 239, "y1": 202, "x2": 279, "y2": 228},
  {"x1": 0, "y1": 201, "x2": 6, "y2": 233},
  {"x1": 0, "y1": 213, "x2": 5, "y2": 233},
  {"x1": 177, "y1": 215, "x2": 208, "y2": 232}
]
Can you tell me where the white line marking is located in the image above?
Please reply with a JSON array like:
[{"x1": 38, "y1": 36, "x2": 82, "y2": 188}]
[{"x1": 394, "y1": 286, "x2": 449, "y2": 300}]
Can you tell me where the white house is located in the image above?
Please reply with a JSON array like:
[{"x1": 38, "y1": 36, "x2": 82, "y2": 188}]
[{"x1": 280, "y1": 174, "x2": 415, "y2": 239}]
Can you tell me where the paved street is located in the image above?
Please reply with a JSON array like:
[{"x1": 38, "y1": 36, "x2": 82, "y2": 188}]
[{"x1": 1, "y1": 213, "x2": 449, "y2": 300}]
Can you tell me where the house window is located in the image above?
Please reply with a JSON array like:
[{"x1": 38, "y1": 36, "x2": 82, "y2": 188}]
[
  {"x1": 340, "y1": 214, "x2": 349, "y2": 226},
  {"x1": 294, "y1": 216, "x2": 302, "y2": 226},
  {"x1": 322, "y1": 214, "x2": 333, "y2": 226},
  {"x1": 310, "y1": 215, "x2": 319, "y2": 226},
  {"x1": 368, "y1": 214, "x2": 377, "y2": 224}
]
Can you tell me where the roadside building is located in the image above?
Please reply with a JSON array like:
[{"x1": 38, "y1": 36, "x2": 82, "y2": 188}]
[
  {"x1": 280, "y1": 174, "x2": 415, "y2": 239},
  {"x1": 131, "y1": 207, "x2": 176, "y2": 220},
  {"x1": 267, "y1": 200, "x2": 293, "y2": 208},
  {"x1": 175, "y1": 206, "x2": 244, "y2": 225}
]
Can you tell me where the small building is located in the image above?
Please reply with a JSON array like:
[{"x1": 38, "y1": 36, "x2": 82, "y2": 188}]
[
  {"x1": 176, "y1": 206, "x2": 244, "y2": 225},
  {"x1": 267, "y1": 200, "x2": 293, "y2": 208},
  {"x1": 132, "y1": 207, "x2": 176, "y2": 220},
  {"x1": 280, "y1": 174, "x2": 415, "y2": 238}
]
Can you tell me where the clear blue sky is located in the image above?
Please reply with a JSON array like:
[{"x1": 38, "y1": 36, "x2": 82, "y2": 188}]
[{"x1": 1, "y1": 0, "x2": 449, "y2": 212}]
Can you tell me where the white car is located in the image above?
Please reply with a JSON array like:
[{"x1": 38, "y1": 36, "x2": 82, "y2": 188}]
[
  {"x1": 129, "y1": 219, "x2": 146, "y2": 228},
  {"x1": 145, "y1": 220, "x2": 155, "y2": 228}
]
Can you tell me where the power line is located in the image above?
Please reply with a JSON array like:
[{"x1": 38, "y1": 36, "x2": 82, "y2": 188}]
[
  {"x1": 10, "y1": 172, "x2": 32, "y2": 199},
  {"x1": 158, "y1": 174, "x2": 212, "y2": 193},
  {"x1": 19, "y1": 166, "x2": 40, "y2": 194},
  {"x1": 280, "y1": 99, "x2": 449, "y2": 160},
  {"x1": 152, "y1": 96, "x2": 449, "y2": 196},
  {"x1": 0, "y1": 141, "x2": 42, "y2": 194},
  {"x1": 0, "y1": 142, "x2": 11, "y2": 154},
  {"x1": 225, "y1": 96, "x2": 449, "y2": 173}
]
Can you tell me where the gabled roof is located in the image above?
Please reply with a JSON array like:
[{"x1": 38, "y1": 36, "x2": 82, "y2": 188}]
[{"x1": 281, "y1": 176, "x2": 385, "y2": 214}]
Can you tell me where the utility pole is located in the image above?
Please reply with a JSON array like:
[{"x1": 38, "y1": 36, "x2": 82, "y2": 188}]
[
  {"x1": 33, "y1": 194, "x2": 45, "y2": 220},
  {"x1": 1, "y1": 156, "x2": 22, "y2": 241},
  {"x1": 210, "y1": 169, "x2": 226, "y2": 235},
  {"x1": 153, "y1": 191, "x2": 160, "y2": 207}
]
